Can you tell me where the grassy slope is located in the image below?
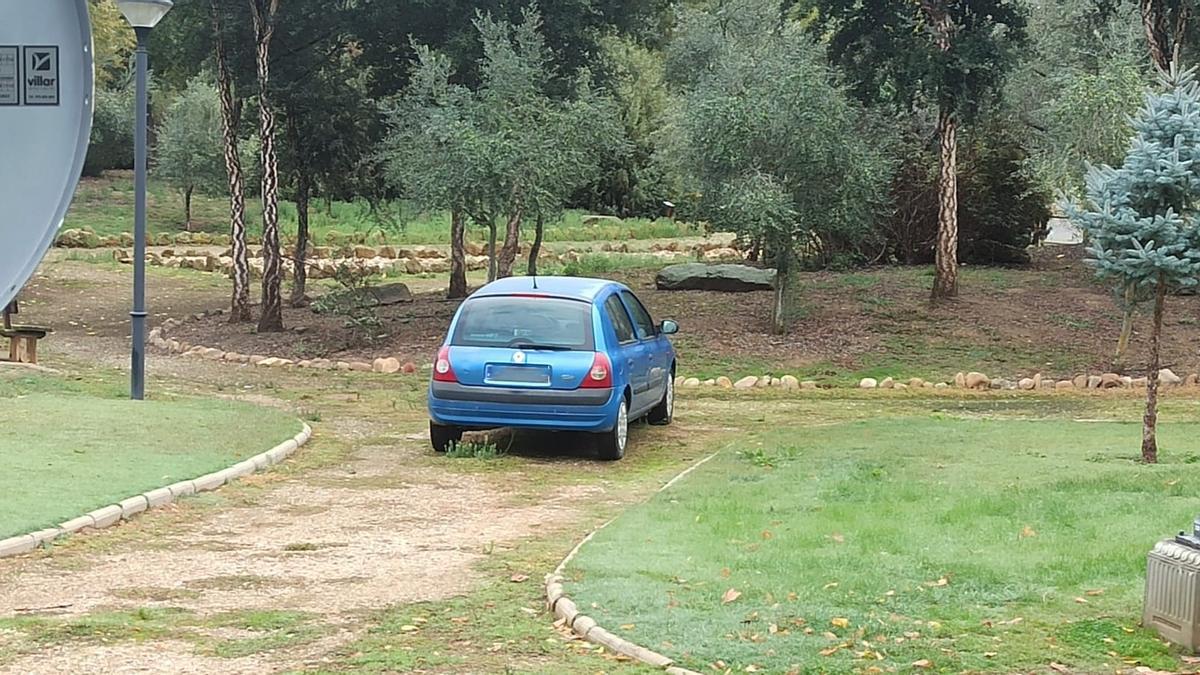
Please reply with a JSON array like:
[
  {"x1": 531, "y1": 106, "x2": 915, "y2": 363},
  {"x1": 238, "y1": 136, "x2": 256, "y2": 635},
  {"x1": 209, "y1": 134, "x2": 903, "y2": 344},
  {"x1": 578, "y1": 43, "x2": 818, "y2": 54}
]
[
  {"x1": 568, "y1": 399, "x2": 1200, "y2": 673},
  {"x1": 64, "y1": 172, "x2": 694, "y2": 245},
  {"x1": 0, "y1": 374, "x2": 300, "y2": 538}
]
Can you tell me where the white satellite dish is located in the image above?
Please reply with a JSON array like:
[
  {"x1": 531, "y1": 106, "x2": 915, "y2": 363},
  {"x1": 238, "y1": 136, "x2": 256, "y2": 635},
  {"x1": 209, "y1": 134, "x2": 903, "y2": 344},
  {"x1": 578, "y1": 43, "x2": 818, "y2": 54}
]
[{"x1": 0, "y1": 0, "x2": 95, "y2": 309}]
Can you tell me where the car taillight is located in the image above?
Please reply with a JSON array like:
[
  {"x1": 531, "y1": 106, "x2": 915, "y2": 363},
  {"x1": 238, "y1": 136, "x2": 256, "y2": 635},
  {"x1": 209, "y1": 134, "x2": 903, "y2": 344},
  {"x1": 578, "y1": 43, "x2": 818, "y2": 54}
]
[
  {"x1": 581, "y1": 352, "x2": 613, "y2": 389},
  {"x1": 433, "y1": 346, "x2": 457, "y2": 383}
]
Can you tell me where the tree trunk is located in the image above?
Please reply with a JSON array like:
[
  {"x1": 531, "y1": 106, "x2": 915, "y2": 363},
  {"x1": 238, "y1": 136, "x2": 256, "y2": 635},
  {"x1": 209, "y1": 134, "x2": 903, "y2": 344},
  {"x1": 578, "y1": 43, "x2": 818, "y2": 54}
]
[
  {"x1": 931, "y1": 103, "x2": 959, "y2": 301},
  {"x1": 250, "y1": 0, "x2": 283, "y2": 333},
  {"x1": 448, "y1": 208, "x2": 468, "y2": 299},
  {"x1": 496, "y1": 206, "x2": 523, "y2": 279},
  {"x1": 1115, "y1": 283, "x2": 1136, "y2": 369},
  {"x1": 1142, "y1": 0, "x2": 1172, "y2": 71},
  {"x1": 486, "y1": 220, "x2": 498, "y2": 283},
  {"x1": 212, "y1": 0, "x2": 251, "y2": 323},
  {"x1": 527, "y1": 212, "x2": 545, "y2": 276},
  {"x1": 771, "y1": 243, "x2": 789, "y2": 335},
  {"x1": 290, "y1": 167, "x2": 311, "y2": 308},
  {"x1": 1143, "y1": 274, "x2": 1167, "y2": 464},
  {"x1": 184, "y1": 186, "x2": 193, "y2": 231}
]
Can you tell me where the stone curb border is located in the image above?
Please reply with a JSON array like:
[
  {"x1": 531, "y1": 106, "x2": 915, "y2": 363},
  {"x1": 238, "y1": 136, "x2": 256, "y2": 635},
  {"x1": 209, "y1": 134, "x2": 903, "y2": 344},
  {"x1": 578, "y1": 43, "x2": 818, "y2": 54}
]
[
  {"x1": 545, "y1": 452, "x2": 721, "y2": 675},
  {"x1": 0, "y1": 423, "x2": 313, "y2": 560}
]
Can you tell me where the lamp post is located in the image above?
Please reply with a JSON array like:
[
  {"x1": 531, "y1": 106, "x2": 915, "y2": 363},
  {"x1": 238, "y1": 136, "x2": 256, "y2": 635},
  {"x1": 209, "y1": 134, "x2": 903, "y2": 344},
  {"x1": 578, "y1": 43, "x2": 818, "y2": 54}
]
[{"x1": 116, "y1": 0, "x2": 172, "y2": 401}]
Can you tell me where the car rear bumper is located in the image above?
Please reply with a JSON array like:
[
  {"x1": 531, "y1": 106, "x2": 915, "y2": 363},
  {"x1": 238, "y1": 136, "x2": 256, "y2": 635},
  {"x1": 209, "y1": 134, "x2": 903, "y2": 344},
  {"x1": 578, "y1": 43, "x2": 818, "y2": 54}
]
[{"x1": 428, "y1": 382, "x2": 619, "y2": 432}]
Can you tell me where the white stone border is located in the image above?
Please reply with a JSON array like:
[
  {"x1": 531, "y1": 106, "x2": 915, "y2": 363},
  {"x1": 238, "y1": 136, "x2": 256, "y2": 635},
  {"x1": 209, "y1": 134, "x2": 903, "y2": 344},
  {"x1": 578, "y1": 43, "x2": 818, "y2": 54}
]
[
  {"x1": 0, "y1": 423, "x2": 313, "y2": 560},
  {"x1": 545, "y1": 451, "x2": 721, "y2": 675}
]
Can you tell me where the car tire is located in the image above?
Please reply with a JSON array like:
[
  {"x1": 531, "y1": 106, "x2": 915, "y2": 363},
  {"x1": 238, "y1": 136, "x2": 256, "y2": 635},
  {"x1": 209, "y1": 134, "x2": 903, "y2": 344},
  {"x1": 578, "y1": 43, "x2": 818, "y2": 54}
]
[
  {"x1": 647, "y1": 375, "x2": 674, "y2": 426},
  {"x1": 596, "y1": 398, "x2": 629, "y2": 461},
  {"x1": 430, "y1": 422, "x2": 463, "y2": 453}
]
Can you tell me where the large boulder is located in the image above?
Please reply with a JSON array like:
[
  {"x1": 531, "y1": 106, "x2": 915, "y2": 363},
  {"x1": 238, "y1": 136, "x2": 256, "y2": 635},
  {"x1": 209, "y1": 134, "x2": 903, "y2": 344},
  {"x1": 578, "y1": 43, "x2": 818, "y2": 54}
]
[{"x1": 656, "y1": 264, "x2": 776, "y2": 292}]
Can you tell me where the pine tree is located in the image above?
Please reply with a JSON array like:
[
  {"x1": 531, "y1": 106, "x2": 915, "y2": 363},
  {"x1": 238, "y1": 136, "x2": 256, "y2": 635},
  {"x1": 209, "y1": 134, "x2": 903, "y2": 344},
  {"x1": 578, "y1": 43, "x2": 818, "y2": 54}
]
[{"x1": 1067, "y1": 65, "x2": 1200, "y2": 463}]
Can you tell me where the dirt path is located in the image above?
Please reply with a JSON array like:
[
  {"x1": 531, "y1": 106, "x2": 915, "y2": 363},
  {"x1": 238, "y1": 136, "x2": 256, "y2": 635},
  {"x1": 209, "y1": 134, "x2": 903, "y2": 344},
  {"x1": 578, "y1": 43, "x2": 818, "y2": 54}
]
[{"x1": 0, "y1": 260, "x2": 703, "y2": 674}]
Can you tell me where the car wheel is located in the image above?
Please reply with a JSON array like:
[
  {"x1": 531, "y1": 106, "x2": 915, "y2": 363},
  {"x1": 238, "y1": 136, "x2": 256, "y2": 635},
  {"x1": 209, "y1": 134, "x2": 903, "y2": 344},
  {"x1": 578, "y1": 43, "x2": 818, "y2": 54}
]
[
  {"x1": 430, "y1": 421, "x2": 463, "y2": 453},
  {"x1": 596, "y1": 398, "x2": 629, "y2": 461},
  {"x1": 647, "y1": 375, "x2": 674, "y2": 426}
]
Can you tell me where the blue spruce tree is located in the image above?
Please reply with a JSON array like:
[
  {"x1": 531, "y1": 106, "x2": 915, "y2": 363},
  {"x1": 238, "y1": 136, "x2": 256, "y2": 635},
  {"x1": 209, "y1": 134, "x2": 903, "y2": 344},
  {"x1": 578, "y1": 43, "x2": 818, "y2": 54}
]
[{"x1": 1068, "y1": 66, "x2": 1200, "y2": 463}]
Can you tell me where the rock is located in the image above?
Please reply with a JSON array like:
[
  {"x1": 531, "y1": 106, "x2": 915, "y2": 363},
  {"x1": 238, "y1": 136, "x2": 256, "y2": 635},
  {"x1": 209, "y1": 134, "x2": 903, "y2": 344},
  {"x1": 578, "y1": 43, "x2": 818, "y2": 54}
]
[
  {"x1": 801, "y1": 381, "x2": 818, "y2": 390},
  {"x1": 258, "y1": 357, "x2": 284, "y2": 367},
  {"x1": 674, "y1": 376, "x2": 685, "y2": 389},
  {"x1": 923, "y1": 382, "x2": 937, "y2": 389},
  {"x1": 1100, "y1": 373, "x2": 1123, "y2": 389},
  {"x1": 683, "y1": 377, "x2": 701, "y2": 388},
  {"x1": 1056, "y1": 380, "x2": 1074, "y2": 391},
  {"x1": 780, "y1": 375, "x2": 800, "y2": 390},
  {"x1": 990, "y1": 378, "x2": 1011, "y2": 390},
  {"x1": 704, "y1": 379, "x2": 716, "y2": 387},
  {"x1": 894, "y1": 383, "x2": 908, "y2": 390},
  {"x1": 859, "y1": 378, "x2": 878, "y2": 389},
  {"x1": 1132, "y1": 376, "x2": 1150, "y2": 388},
  {"x1": 297, "y1": 360, "x2": 313, "y2": 368},
  {"x1": 377, "y1": 245, "x2": 398, "y2": 259},
  {"x1": 349, "y1": 361, "x2": 373, "y2": 372},
  {"x1": 1159, "y1": 368, "x2": 1183, "y2": 385},
  {"x1": 1072, "y1": 374, "x2": 1088, "y2": 389},
  {"x1": 879, "y1": 377, "x2": 895, "y2": 389},
  {"x1": 934, "y1": 382, "x2": 949, "y2": 389},
  {"x1": 1018, "y1": 378, "x2": 1035, "y2": 390},
  {"x1": 655, "y1": 264, "x2": 776, "y2": 292},
  {"x1": 756, "y1": 376, "x2": 772, "y2": 388},
  {"x1": 353, "y1": 245, "x2": 376, "y2": 259},
  {"x1": 310, "y1": 359, "x2": 335, "y2": 370},
  {"x1": 374, "y1": 357, "x2": 401, "y2": 374},
  {"x1": 703, "y1": 247, "x2": 744, "y2": 262},
  {"x1": 1187, "y1": 373, "x2": 1200, "y2": 387},
  {"x1": 716, "y1": 376, "x2": 734, "y2": 389},
  {"x1": 954, "y1": 372, "x2": 967, "y2": 388},
  {"x1": 1087, "y1": 375, "x2": 1102, "y2": 389},
  {"x1": 402, "y1": 362, "x2": 418, "y2": 374},
  {"x1": 1032, "y1": 373, "x2": 1043, "y2": 389},
  {"x1": 466, "y1": 241, "x2": 485, "y2": 256},
  {"x1": 222, "y1": 352, "x2": 245, "y2": 363},
  {"x1": 965, "y1": 372, "x2": 990, "y2": 390},
  {"x1": 908, "y1": 378, "x2": 926, "y2": 389},
  {"x1": 733, "y1": 376, "x2": 759, "y2": 390},
  {"x1": 1121, "y1": 376, "x2": 1133, "y2": 388}
]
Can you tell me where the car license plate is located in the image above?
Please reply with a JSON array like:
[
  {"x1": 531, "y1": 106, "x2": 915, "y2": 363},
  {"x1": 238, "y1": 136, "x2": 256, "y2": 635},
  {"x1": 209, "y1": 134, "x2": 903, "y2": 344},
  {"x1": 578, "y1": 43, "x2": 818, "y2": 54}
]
[{"x1": 486, "y1": 364, "x2": 551, "y2": 385}]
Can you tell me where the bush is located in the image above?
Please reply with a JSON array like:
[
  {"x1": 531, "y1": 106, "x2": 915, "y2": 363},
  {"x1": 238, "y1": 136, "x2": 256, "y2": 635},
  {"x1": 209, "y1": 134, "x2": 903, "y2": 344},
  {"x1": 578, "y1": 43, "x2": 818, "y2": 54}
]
[
  {"x1": 883, "y1": 118, "x2": 1051, "y2": 266},
  {"x1": 84, "y1": 86, "x2": 135, "y2": 176}
]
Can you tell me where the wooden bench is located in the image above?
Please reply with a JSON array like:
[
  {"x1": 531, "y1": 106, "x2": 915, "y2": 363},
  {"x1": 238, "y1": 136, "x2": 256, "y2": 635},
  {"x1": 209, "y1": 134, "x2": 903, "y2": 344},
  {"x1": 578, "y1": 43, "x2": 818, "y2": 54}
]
[{"x1": 2, "y1": 300, "x2": 49, "y2": 365}]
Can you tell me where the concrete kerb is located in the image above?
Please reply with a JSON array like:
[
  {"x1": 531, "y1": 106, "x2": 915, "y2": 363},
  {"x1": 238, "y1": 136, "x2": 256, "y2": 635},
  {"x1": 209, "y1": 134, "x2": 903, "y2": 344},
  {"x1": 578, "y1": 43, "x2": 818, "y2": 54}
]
[
  {"x1": 0, "y1": 423, "x2": 313, "y2": 560},
  {"x1": 544, "y1": 451, "x2": 721, "y2": 675}
]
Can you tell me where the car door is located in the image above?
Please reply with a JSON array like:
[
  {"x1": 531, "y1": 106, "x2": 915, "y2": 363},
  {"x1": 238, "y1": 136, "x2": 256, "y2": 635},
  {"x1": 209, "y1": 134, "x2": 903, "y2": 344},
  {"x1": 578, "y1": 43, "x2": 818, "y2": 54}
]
[
  {"x1": 603, "y1": 294, "x2": 649, "y2": 411},
  {"x1": 621, "y1": 291, "x2": 667, "y2": 406}
]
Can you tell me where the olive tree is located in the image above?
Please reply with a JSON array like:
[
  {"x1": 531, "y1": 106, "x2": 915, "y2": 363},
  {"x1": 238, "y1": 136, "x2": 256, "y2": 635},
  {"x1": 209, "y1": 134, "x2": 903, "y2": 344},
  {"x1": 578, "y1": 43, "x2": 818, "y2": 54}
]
[
  {"x1": 156, "y1": 78, "x2": 226, "y2": 230},
  {"x1": 666, "y1": 0, "x2": 890, "y2": 333},
  {"x1": 1066, "y1": 66, "x2": 1200, "y2": 464}
]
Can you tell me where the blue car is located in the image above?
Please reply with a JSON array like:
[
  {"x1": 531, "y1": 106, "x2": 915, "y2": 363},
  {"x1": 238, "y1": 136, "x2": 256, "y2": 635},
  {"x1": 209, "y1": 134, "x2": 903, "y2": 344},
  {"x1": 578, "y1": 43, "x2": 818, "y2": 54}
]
[{"x1": 428, "y1": 276, "x2": 679, "y2": 460}]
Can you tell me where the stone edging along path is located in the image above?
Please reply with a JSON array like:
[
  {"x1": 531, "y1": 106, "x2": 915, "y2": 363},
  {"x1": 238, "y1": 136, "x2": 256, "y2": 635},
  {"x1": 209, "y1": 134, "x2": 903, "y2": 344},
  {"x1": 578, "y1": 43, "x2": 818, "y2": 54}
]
[
  {"x1": 0, "y1": 423, "x2": 313, "y2": 560},
  {"x1": 544, "y1": 452, "x2": 721, "y2": 675}
]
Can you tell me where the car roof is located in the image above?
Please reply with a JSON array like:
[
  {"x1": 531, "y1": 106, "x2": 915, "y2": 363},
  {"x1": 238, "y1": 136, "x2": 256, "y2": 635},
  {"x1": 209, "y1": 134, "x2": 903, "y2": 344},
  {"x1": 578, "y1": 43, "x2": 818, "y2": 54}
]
[{"x1": 471, "y1": 276, "x2": 626, "y2": 302}]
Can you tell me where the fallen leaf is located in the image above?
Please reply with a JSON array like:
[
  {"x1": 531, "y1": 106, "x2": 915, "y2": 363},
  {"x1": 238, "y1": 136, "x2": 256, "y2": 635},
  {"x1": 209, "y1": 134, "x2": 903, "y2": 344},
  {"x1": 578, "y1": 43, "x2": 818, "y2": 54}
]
[
  {"x1": 1074, "y1": 597, "x2": 1088, "y2": 604},
  {"x1": 819, "y1": 646, "x2": 842, "y2": 656},
  {"x1": 762, "y1": 530, "x2": 773, "y2": 540},
  {"x1": 787, "y1": 592, "x2": 798, "y2": 602},
  {"x1": 400, "y1": 625, "x2": 419, "y2": 632},
  {"x1": 831, "y1": 532, "x2": 845, "y2": 543},
  {"x1": 911, "y1": 659, "x2": 932, "y2": 668},
  {"x1": 1020, "y1": 525, "x2": 1037, "y2": 539},
  {"x1": 1085, "y1": 589, "x2": 1104, "y2": 596},
  {"x1": 925, "y1": 577, "x2": 949, "y2": 588},
  {"x1": 721, "y1": 567, "x2": 731, "y2": 578},
  {"x1": 745, "y1": 665, "x2": 761, "y2": 672},
  {"x1": 831, "y1": 617, "x2": 850, "y2": 629},
  {"x1": 619, "y1": 624, "x2": 636, "y2": 630},
  {"x1": 722, "y1": 588, "x2": 742, "y2": 604},
  {"x1": 768, "y1": 623, "x2": 779, "y2": 634},
  {"x1": 1049, "y1": 663, "x2": 1069, "y2": 673},
  {"x1": 823, "y1": 582, "x2": 839, "y2": 590},
  {"x1": 984, "y1": 652, "x2": 997, "y2": 658},
  {"x1": 510, "y1": 574, "x2": 529, "y2": 583}
]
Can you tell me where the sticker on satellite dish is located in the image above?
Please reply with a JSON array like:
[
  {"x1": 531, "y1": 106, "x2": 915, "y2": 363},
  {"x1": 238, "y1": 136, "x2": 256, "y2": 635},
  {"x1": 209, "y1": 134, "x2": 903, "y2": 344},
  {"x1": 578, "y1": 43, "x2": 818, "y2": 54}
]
[
  {"x1": 0, "y1": 46, "x2": 16, "y2": 105},
  {"x1": 22, "y1": 46, "x2": 58, "y2": 106}
]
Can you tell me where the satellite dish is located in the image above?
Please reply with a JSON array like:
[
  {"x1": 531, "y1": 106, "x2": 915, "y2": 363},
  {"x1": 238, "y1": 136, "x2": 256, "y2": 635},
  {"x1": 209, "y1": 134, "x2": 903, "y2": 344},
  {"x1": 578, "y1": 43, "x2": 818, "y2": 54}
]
[{"x1": 0, "y1": 0, "x2": 95, "y2": 309}]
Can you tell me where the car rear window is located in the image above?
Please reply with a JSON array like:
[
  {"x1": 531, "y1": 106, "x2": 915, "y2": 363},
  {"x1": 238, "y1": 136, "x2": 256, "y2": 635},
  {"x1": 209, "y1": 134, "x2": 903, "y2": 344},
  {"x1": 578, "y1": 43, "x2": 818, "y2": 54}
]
[{"x1": 452, "y1": 295, "x2": 595, "y2": 350}]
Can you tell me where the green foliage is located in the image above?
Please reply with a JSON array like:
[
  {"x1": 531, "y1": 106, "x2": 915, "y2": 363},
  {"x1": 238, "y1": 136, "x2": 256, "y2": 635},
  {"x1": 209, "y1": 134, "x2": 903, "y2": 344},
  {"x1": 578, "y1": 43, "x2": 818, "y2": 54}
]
[
  {"x1": 84, "y1": 85, "x2": 134, "y2": 177},
  {"x1": 444, "y1": 440, "x2": 506, "y2": 460},
  {"x1": 665, "y1": 0, "x2": 890, "y2": 269},
  {"x1": 310, "y1": 266, "x2": 385, "y2": 346},
  {"x1": 1067, "y1": 67, "x2": 1200, "y2": 293},
  {"x1": 885, "y1": 116, "x2": 1052, "y2": 265},
  {"x1": 810, "y1": 0, "x2": 1028, "y2": 118},
  {"x1": 88, "y1": 0, "x2": 136, "y2": 88},
  {"x1": 155, "y1": 78, "x2": 227, "y2": 219}
]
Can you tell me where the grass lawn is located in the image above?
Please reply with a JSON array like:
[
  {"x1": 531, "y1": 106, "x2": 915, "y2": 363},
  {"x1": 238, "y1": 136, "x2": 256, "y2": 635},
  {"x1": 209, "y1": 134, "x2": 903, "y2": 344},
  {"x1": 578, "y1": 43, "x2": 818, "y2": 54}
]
[
  {"x1": 567, "y1": 410, "x2": 1200, "y2": 673},
  {"x1": 65, "y1": 172, "x2": 694, "y2": 245},
  {"x1": 0, "y1": 376, "x2": 301, "y2": 539}
]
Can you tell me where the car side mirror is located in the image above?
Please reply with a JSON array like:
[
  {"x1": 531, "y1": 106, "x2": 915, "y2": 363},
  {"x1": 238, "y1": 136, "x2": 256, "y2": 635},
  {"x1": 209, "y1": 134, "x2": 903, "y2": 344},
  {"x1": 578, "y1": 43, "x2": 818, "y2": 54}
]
[{"x1": 660, "y1": 320, "x2": 679, "y2": 335}]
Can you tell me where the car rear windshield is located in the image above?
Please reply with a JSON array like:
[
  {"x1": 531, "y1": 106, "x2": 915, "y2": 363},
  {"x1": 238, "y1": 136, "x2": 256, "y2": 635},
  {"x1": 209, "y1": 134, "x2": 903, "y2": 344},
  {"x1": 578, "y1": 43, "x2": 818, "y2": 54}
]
[{"x1": 452, "y1": 295, "x2": 595, "y2": 350}]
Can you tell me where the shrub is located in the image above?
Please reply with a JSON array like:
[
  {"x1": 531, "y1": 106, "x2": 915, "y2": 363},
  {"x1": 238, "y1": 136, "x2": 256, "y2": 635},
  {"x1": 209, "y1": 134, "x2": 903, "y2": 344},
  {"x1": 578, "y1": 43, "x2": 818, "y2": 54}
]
[{"x1": 84, "y1": 86, "x2": 135, "y2": 176}]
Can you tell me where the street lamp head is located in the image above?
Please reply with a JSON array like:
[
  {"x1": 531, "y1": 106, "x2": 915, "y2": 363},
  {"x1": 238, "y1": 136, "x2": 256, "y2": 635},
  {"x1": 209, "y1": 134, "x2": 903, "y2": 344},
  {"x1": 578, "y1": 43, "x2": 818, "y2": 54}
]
[{"x1": 116, "y1": 0, "x2": 174, "y2": 29}]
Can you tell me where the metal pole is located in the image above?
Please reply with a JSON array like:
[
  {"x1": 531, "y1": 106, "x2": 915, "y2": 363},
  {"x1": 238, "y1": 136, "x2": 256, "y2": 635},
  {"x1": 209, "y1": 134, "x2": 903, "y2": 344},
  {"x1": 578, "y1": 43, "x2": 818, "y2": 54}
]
[{"x1": 131, "y1": 27, "x2": 150, "y2": 401}]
